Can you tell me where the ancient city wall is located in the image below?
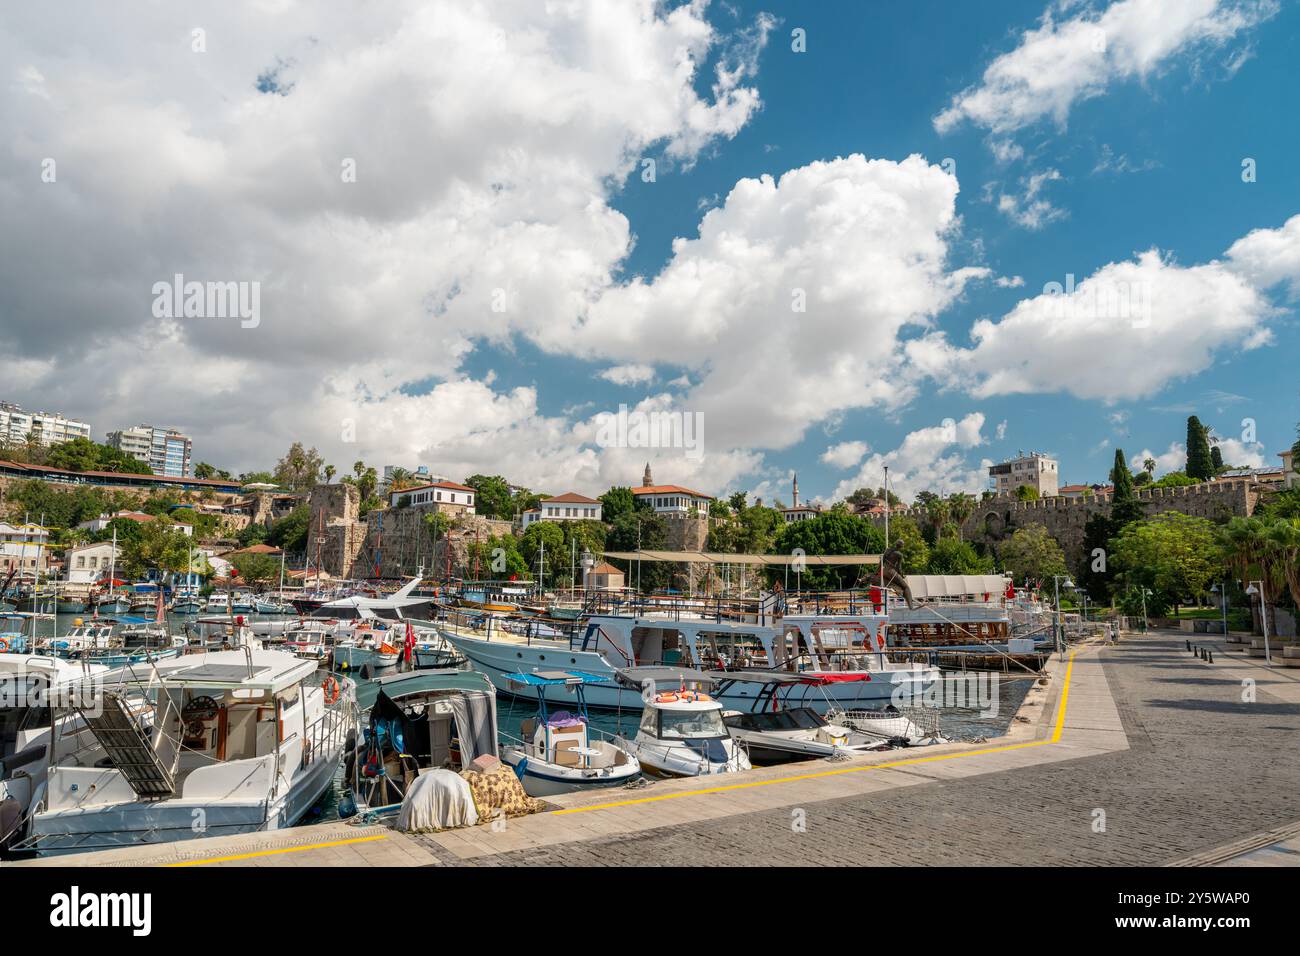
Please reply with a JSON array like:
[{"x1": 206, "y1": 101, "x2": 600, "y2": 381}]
[{"x1": 863, "y1": 478, "x2": 1260, "y2": 571}]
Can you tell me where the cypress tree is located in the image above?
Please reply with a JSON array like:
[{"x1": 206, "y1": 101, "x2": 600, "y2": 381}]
[
  {"x1": 1111, "y1": 448, "x2": 1144, "y2": 526},
  {"x1": 1210, "y1": 445, "x2": 1224, "y2": 473},
  {"x1": 1186, "y1": 416, "x2": 1213, "y2": 481}
]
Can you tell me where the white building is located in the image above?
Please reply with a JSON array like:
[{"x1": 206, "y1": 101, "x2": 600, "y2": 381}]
[
  {"x1": 78, "y1": 511, "x2": 193, "y2": 536},
  {"x1": 0, "y1": 522, "x2": 51, "y2": 575},
  {"x1": 1281, "y1": 451, "x2": 1297, "y2": 490},
  {"x1": 779, "y1": 474, "x2": 823, "y2": 522},
  {"x1": 989, "y1": 452, "x2": 1059, "y2": 498},
  {"x1": 521, "y1": 492, "x2": 603, "y2": 528},
  {"x1": 0, "y1": 402, "x2": 91, "y2": 447},
  {"x1": 631, "y1": 464, "x2": 713, "y2": 515},
  {"x1": 106, "y1": 424, "x2": 193, "y2": 478},
  {"x1": 389, "y1": 479, "x2": 477, "y2": 514},
  {"x1": 64, "y1": 541, "x2": 121, "y2": 585}
]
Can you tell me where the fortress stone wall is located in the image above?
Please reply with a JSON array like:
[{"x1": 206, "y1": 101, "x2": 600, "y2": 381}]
[{"x1": 864, "y1": 478, "x2": 1262, "y2": 572}]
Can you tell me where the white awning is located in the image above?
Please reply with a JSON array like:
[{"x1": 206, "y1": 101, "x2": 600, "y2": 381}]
[{"x1": 904, "y1": 574, "x2": 1009, "y2": 599}]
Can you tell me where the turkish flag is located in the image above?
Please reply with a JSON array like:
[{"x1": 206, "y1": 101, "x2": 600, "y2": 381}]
[{"x1": 404, "y1": 621, "x2": 415, "y2": 664}]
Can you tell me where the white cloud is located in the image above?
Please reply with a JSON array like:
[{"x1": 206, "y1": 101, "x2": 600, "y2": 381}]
[
  {"x1": 1130, "y1": 437, "x2": 1265, "y2": 476},
  {"x1": 830, "y1": 413, "x2": 990, "y2": 503},
  {"x1": 995, "y1": 168, "x2": 1066, "y2": 230},
  {"x1": 579, "y1": 154, "x2": 988, "y2": 451},
  {"x1": 910, "y1": 235, "x2": 1278, "y2": 402},
  {"x1": 995, "y1": 420, "x2": 1008, "y2": 440},
  {"x1": 934, "y1": 0, "x2": 1277, "y2": 139},
  {"x1": 821, "y1": 440, "x2": 870, "y2": 469},
  {"x1": 1224, "y1": 213, "x2": 1300, "y2": 299},
  {"x1": 995, "y1": 275, "x2": 1025, "y2": 288},
  {"x1": 0, "y1": 0, "x2": 774, "y2": 487},
  {"x1": 597, "y1": 364, "x2": 656, "y2": 386}
]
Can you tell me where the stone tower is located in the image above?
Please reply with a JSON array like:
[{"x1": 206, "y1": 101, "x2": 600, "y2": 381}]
[
  {"x1": 642, "y1": 462, "x2": 653, "y2": 487},
  {"x1": 792, "y1": 473, "x2": 799, "y2": 508}
]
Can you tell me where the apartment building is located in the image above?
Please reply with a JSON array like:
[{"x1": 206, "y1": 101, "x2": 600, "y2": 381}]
[
  {"x1": 0, "y1": 401, "x2": 92, "y2": 447},
  {"x1": 988, "y1": 452, "x2": 1060, "y2": 498},
  {"x1": 106, "y1": 424, "x2": 193, "y2": 478}
]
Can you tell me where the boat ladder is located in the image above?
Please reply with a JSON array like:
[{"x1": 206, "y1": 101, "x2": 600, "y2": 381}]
[{"x1": 76, "y1": 691, "x2": 179, "y2": 799}]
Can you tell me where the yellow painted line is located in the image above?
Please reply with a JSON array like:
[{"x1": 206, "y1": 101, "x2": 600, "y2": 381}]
[
  {"x1": 556, "y1": 645, "x2": 1083, "y2": 816},
  {"x1": 163, "y1": 833, "x2": 387, "y2": 867}
]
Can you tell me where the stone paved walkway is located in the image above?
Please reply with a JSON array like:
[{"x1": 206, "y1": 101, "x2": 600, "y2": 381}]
[{"x1": 463, "y1": 632, "x2": 1300, "y2": 866}]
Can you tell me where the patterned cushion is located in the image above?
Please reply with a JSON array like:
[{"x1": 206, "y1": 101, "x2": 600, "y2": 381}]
[{"x1": 460, "y1": 763, "x2": 543, "y2": 823}]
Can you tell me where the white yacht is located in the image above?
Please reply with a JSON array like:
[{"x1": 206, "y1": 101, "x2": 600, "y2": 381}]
[
  {"x1": 21, "y1": 648, "x2": 356, "y2": 855},
  {"x1": 204, "y1": 591, "x2": 231, "y2": 614},
  {"x1": 0, "y1": 655, "x2": 110, "y2": 850},
  {"x1": 610, "y1": 667, "x2": 749, "y2": 778}
]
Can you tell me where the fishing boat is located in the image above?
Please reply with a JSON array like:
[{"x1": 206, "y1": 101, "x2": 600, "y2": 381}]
[
  {"x1": 0, "y1": 654, "x2": 111, "y2": 851},
  {"x1": 498, "y1": 670, "x2": 641, "y2": 796},
  {"x1": 610, "y1": 667, "x2": 750, "y2": 778},
  {"x1": 205, "y1": 591, "x2": 231, "y2": 613},
  {"x1": 0, "y1": 632, "x2": 29, "y2": 654},
  {"x1": 38, "y1": 622, "x2": 117, "y2": 658},
  {"x1": 21, "y1": 648, "x2": 357, "y2": 855},
  {"x1": 230, "y1": 591, "x2": 256, "y2": 614},
  {"x1": 96, "y1": 593, "x2": 131, "y2": 614},
  {"x1": 340, "y1": 668, "x2": 500, "y2": 819},
  {"x1": 170, "y1": 593, "x2": 202, "y2": 614},
  {"x1": 55, "y1": 596, "x2": 90, "y2": 615},
  {"x1": 254, "y1": 597, "x2": 294, "y2": 614}
]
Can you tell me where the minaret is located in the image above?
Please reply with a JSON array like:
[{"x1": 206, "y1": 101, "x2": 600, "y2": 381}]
[
  {"x1": 642, "y1": 462, "x2": 653, "y2": 488},
  {"x1": 792, "y1": 473, "x2": 799, "y2": 508}
]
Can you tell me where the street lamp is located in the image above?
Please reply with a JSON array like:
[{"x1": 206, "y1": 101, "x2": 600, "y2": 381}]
[
  {"x1": 1052, "y1": 574, "x2": 1074, "y2": 656},
  {"x1": 1245, "y1": 580, "x2": 1272, "y2": 668},
  {"x1": 1210, "y1": 582, "x2": 1228, "y2": 638}
]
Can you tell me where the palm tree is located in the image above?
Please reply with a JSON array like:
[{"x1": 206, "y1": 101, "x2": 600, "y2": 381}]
[
  {"x1": 323, "y1": 464, "x2": 336, "y2": 484},
  {"x1": 1265, "y1": 519, "x2": 1300, "y2": 612},
  {"x1": 1143, "y1": 457, "x2": 1156, "y2": 477},
  {"x1": 924, "y1": 496, "x2": 950, "y2": 539},
  {"x1": 946, "y1": 492, "x2": 975, "y2": 540},
  {"x1": 1219, "y1": 516, "x2": 1283, "y2": 636}
]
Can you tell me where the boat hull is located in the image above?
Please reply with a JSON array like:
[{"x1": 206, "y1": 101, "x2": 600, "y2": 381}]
[{"x1": 499, "y1": 749, "x2": 641, "y2": 797}]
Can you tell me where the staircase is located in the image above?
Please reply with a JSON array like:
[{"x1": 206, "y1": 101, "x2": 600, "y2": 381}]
[{"x1": 77, "y1": 692, "x2": 177, "y2": 799}]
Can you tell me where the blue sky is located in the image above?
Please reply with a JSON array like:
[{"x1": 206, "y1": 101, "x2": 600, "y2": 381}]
[
  {"x1": 554, "y1": 0, "x2": 1298, "y2": 496},
  {"x1": 4, "y1": 0, "x2": 1297, "y2": 501}
]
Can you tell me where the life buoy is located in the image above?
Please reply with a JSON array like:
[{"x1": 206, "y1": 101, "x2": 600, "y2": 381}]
[
  {"x1": 322, "y1": 676, "x2": 341, "y2": 705},
  {"x1": 654, "y1": 692, "x2": 680, "y2": 704},
  {"x1": 0, "y1": 637, "x2": 9, "y2": 652},
  {"x1": 875, "y1": 623, "x2": 887, "y2": 651}
]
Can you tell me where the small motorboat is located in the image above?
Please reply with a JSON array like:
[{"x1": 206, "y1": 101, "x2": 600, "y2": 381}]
[
  {"x1": 96, "y1": 594, "x2": 131, "y2": 614},
  {"x1": 55, "y1": 597, "x2": 89, "y2": 615},
  {"x1": 230, "y1": 592, "x2": 256, "y2": 614},
  {"x1": 204, "y1": 592, "x2": 231, "y2": 613},
  {"x1": 610, "y1": 667, "x2": 750, "y2": 778},
  {"x1": 498, "y1": 670, "x2": 641, "y2": 796},
  {"x1": 823, "y1": 705, "x2": 948, "y2": 747},
  {"x1": 254, "y1": 597, "x2": 294, "y2": 614}
]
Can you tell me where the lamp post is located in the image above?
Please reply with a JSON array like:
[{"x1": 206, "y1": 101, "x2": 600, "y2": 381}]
[
  {"x1": 1052, "y1": 574, "x2": 1075, "y2": 656},
  {"x1": 1245, "y1": 581, "x2": 1272, "y2": 668},
  {"x1": 1211, "y1": 582, "x2": 1228, "y2": 638},
  {"x1": 1136, "y1": 587, "x2": 1151, "y2": 632}
]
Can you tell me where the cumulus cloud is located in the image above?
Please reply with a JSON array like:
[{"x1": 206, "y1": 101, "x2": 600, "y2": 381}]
[
  {"x1": 994, "y1": 168, "x2": 1066, "y2": 230},
  {"x1": 821, "y1": 440, "x2": 869, "y2": 469},
  {"x1": 908, "y1": 224, "x2": 1283, "y2": 401},
  {"x1": 934, "y1": 0, "x2": 1277, "y2": 139},
  {"x1": 0, "y1": 0, "x2": 774, "y2": 488},
  {"x1": 580, "y1": 154, "x2": 988, "y2": 451},
  {"x1": 1224, "y1": 213, "x2": 1300, "y2": 299},
  {"x1": 830, "y1": 413, "x2": 990, "y2": 503}
]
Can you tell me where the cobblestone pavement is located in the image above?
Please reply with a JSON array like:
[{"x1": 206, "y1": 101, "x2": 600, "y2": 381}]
[{"x1": 472, "y1": 634, "x2": 1300, "y2": 866}]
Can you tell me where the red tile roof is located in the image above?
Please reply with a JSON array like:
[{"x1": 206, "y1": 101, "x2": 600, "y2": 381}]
[{"x1": 543, "y1": 492, "x2": 601, "y2": 504}]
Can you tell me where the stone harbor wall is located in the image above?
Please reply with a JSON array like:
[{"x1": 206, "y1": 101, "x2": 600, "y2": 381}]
[
  {"x1": 308, "y1": 483, "x2": 367, "y2": 578},
  {"x1": 361, "y1": 509, "x2": 512, "y2": 579}
]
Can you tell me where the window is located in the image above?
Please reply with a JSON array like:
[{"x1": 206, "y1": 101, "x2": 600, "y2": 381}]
[
  {"x1": 77, "y1": 556, "x2": 86, "y2": 568},
  {"x1": 658, "y1": 708, "x2": 727, "y2": 739}
]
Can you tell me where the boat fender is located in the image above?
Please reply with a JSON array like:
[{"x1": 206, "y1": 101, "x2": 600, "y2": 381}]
[{"x1": 513, "y1": 757, "x2": 528, "y2": 782}]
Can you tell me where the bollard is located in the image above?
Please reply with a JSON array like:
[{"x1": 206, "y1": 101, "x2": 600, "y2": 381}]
[
  {"x1": 1186, "y1": 640, "x2": 1192, "y2": 652},
  {"x1": 1208, "y1": 651, "x2": 1214, "y2": 664}
]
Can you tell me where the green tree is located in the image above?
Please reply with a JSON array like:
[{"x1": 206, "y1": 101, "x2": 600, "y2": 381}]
[
  {"x1": 118, "y1": 521, "x2": 193, "y2": 580},
  {"x1": 927, "y1": 537, "x2": 994, "y2": 575},
  {"x1": 465, "y1": 475, "x2": 515, "y2": 519},
  {"x1": 229, "y1": 551, "x2": 281, "y2": 591},
  {"x1": 771, "y1": 512, "x2": 885, "y2": 590},
  {"x1": 1111, "y1": 512, "x2": 1221, "y2": 615},
  {"x1": 271, "y1": 443, "x2": 323, "y2": 491},
  {"x1": 1185, "y1": 416, "x2": 1213, "y2": 481},
  {"x1": 599, "y1": 486, "x2": 638, "y2": 525},
  {"x1": 44, "y1": 437, "x2": 152, "y2": 475},
  {"x1": 265, "y1": 505, "x2": 311, "y2": 554},
  {"x1": 998, "y1": 523, "x2": 1068, "y2": 584},
  {"x1": 884, "y1": 515, "x2": 929, "y2": 574},
  {"x1": 1210, "y1": 446, "x2": 1225, "y2": 474},
  {"x1": 946, "y1": 492, "x2": 975, "y2": 539},
  {"x1": 1110, "y1": 448, "x2": 1144, "y2": 525}
]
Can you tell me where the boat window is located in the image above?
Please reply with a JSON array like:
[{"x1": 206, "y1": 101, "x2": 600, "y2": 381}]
[
  {"x1": 658, "y1": 708, "x2": 727, "y2": 740},
  {"x1": 638, "y1": 706, "x2": 658, "y2": 737}
]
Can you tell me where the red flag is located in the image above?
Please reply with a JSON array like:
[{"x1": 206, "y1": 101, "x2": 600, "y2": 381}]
[{"x1": 404, "y1": 620, "x2": 415, "y2": 664}]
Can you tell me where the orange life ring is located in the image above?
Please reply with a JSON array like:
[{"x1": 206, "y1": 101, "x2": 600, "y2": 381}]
[
  {"x1": 654, "y1": 692, "x2": 680, "y2": 704},
  {"x1": 0, "y1": 637, "x2": 9, "y2": 652},
  {"x1": 322, "y1": 676, "x2": 341, "y2": 705}
]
